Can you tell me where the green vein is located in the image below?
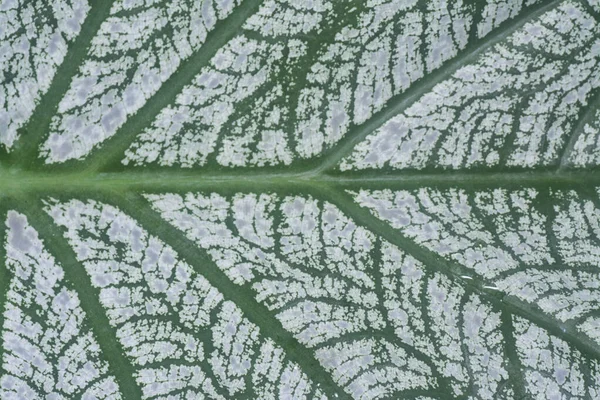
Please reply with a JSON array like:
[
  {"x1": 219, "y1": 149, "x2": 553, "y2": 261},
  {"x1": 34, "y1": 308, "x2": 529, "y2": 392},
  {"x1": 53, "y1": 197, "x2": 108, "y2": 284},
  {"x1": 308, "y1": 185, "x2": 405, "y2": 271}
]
[
  {"x1": 1, "y1": 169, "x2": 600, "y2": 193},
  {"x1": 312, "y1": 0, "x2": 563, "y2": 174},
  {"x1": 500, "y1": 309, "x2": 528, "y2": 400},
  {"x1": 314, "y1": 185, "x2": 600, "y2": 362},
  {"x1": 0, "y1": 205, "x2": 8, "y2": 377},
  {"x1": 111, "y1": 191, "x2": 348, "y2": 400},
  {"x1": 578, "y1": 0, "x2": 600, "y2": 21},
  {"x1": 19, "y1": 197, "x2": 143, "y2": 400},
  {"x1": 558, "y1": 87, "x2": 600, "y2": 170},
  {"x1": 502, "y1": 295, "x2": 600, "y2": 360},
  {"x1": 321, "y1": 170, "x2": 600, "y2": 190},
  {"x1": 76, "y1": 0, "x2": 265, "y2": 174},
  {"x1": 12, "y1": 0, "x2": 116, "y2": 168}
]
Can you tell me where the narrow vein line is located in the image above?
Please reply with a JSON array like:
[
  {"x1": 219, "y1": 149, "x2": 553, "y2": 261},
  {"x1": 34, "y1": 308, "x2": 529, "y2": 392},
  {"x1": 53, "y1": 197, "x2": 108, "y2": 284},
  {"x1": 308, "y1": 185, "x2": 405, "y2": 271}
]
[
  {"x1": 558, "y1": 87, "x2": 600, "y2": 170},
  {"x1": 312, "y1": 0, "x2": 563, "y2": 174},
  {"x1": 314, "y1": 186, "x2": 600, "y2": 362},
  {"x1": 80, "y1": 0, "x2": 264, "y2": 174},
  {"x1": 112, "y1": 191, "x2": 348, "y2": 399},
  {"x1": 501, "y1": 295, "x2": 600, "y2": 360},
  {"x1": 19, "y1": 198, "x2": 144, "y2": 400},
  {"x1": 13, "y1": 0, "x2": 116, "y2": 167},
  {"x1": 500, "y1": 309, "x2": 529, "y2": 399},
  {"x1": 577, "y1": 0, "x2": 600, "y2": 21},
  {"x1": 0, "y1": 209, "x2": 8, "y2": 377}
]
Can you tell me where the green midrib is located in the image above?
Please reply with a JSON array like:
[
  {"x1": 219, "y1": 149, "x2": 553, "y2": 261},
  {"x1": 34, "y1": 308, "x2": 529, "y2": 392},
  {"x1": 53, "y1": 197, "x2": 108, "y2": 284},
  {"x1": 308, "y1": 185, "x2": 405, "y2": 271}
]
[{"x1": 1, "y1": 168, "x2": 599, "y2": 192}]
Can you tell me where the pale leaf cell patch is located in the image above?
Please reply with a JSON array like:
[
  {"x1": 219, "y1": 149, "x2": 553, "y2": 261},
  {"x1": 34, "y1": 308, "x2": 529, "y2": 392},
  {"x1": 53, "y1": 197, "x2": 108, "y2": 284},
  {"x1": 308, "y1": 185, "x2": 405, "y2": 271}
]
[
  {"x1": 146, "y1": 192, "x2": 518, "y2": 399},
  {"x1": 514, "y1": 316, "x2": 600, "y2": 399},
  {"x1": 352, "y1": 187, "x2": 600, "y2": 352},
  {"x1": 123, "y1": 0, "x2": 332, "y2": 168},
  {"x1": 41, "y1": 0, "x2": 242, "y2": 163},
  {"x1": 567, "y1": 109, "x2": 600, "y2": 167},
  {"x1": 45, "y1": 198, "x2": 323, "y2": 399},
  {"x1": 295, "y1": 0, "x2": 539, "y2": 159},
  {"x1": 341, "y1": 2, "x2": 600, "y2": 171},
  {"x1": 0, "y1": 0, "x2": 89, "y2": 149},
  {"x1": 123, "y1": 0, "x2": 541, "y2": 167},
  {"x1": 0, "y1": 211, "x2": 121, "y2": 399}
]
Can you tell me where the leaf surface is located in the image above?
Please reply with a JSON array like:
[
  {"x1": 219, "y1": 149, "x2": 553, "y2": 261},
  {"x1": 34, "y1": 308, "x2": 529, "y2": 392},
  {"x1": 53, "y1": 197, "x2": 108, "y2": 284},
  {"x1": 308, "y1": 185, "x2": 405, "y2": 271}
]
[{"x1": 1, "y1": 0, "x2": 600, "y2": 399}]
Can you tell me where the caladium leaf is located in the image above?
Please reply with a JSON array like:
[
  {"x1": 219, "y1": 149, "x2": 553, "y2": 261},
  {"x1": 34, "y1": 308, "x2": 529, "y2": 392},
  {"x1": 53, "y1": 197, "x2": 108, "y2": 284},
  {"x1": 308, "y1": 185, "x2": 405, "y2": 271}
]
[
  {"x1": 340, "y1": 1, "x2": 600, "y2": 171},
  {"x1": 1, "y1": 0, "x2": 600, "y2": 399},
  {"x1": 44, "y1": 198, "x2": 327, "y2": 399},
  {"x1": 1, "y1": 211, "x2": 121, "y2": 399}
]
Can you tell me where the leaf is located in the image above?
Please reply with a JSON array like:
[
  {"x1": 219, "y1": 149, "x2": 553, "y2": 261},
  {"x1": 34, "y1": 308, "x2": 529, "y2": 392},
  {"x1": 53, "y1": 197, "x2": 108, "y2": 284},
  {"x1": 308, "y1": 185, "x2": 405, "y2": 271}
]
[
  {"x1": 340, "y1": 1, "x2": 600, "y2": 171},
  {"x1": 42, "y1": 198, "x2": 328, "y2": 399},
  {"x1": 350, "y1": 186, "x2": 600, "y2": 344},
  {"x1": 1, "y1": 0, "x2": 600, "y2": 399},
  {"x1": 0, "y1": 0, "x2": 91, "y2": 149},
  {"x1": 1, "y1": 211, "x2": 121, "y2": 399}
]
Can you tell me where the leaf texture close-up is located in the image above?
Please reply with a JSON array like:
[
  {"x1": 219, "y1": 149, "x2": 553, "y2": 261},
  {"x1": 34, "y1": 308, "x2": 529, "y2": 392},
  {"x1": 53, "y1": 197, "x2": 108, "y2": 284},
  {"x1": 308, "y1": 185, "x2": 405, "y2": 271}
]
[{"x1": 1, "y1": 0, "x2": 600, "y2": 399}]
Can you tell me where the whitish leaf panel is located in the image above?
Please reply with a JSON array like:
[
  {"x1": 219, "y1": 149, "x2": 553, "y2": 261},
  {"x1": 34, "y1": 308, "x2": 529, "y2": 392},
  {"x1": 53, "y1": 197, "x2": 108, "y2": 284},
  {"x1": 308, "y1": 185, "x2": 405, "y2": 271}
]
[
  {"x1": 514, "y1": 316, "x2": 600, "y2": 399},
  {"x1": 144, "y1": 191, "x2": 600, "y2": 399},
  {"x1": 40, "y1": 0, "x2": 243, "y2": 163},
  {"x1": 341, "y1": 1, "x2": 600, "y2": 171},
  {"x1": 566, "y1": 109, "x2": 600, "y2": 168},
  {"x1": 25, "y1": 0, "x2": 544, "y2": 166},
  {"x1": 45, "y1": 199, "x2": 325, "y2": 399},
  {"x1": 1, "y1": 211, "x2": 121, "y2": 399},
  {"x1": 123, "y1": 0, "x2": 544, "y2": 168},
  {"x1": 0, "y1": 0, "x2": 89, "y2": 149},
  {"x1": 351, "y1": 186, "x2": 600, "y2": 350}
]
